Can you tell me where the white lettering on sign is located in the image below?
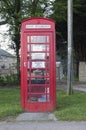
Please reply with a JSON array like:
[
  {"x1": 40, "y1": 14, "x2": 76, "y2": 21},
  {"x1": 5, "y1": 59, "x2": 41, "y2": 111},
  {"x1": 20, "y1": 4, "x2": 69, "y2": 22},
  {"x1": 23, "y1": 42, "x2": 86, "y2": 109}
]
[{"x1": 26, "y1": 24, "x2": 51, "y2": 29}]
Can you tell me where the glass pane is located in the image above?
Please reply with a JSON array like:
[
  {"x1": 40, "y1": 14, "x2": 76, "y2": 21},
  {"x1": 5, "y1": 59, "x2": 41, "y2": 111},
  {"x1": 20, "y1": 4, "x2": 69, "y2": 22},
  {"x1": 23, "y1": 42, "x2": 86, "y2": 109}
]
[
  {"x1": 28, "y1": 77, "x2": 50, "y2": 84},
  {"x1": 45, "y1": 62, "x2": 50, "y2": 68},
  {"x1": 27, "y1": 45, "x2": 30, "y2": 51},
  {"x1": 30, "y1": 78, "x2": 45, "y2": 84},
  {"x1": 27, "y1": 36, "x2": 29, "y2": 43},
  {"x1": 32, "y1": 61, "x2": 45, "y2": 68},
  {"x1": 28, "y1": 85, "x2": 50, "y2": 102},
  {"x1": 27, "y1": 54, "x2": 30, "y2": 59},
  {"x1": 27, "y1": 61, "x2": 30, "y2": 68},
  {"x1": 31, "y1": 70, "x2": 45, "y2": 77},
  {"x1": 27, "y1": 70, "x2": 30, "y2": 77},
  {"x1": 28, "y1": 96, "x2": 38, "y2": 102},
  {"x1": 28, "y1": 85, "x2": 45, "y2": 93},
  {"x1": 46, "y1": 45, "x2": 49, "y2": 51},
  {"x1": 45, "y1": 78, "x2": 50, "y2": 84},
  {"x1": 28, "y1": 95, "x2": 47, "y2": 102},
  {"x1": 28, "y1": 85, "x2": 46, "y2": 102},
  {"x1": 31, "y1": 36, "x2": 49, "y2": 43},
  {"x1": 31, "y1": 44, "x2": 46, "y2": 51},
  {"x1": 31, "y1": 53, "x2": 45, "y2": 60}
]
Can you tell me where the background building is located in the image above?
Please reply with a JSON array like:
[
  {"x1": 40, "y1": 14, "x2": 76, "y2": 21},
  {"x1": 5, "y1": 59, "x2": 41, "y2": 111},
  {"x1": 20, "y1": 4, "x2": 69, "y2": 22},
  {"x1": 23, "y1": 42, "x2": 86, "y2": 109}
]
[{"x1": 0, "y1": 49, "x2": 17, "y2": 76}]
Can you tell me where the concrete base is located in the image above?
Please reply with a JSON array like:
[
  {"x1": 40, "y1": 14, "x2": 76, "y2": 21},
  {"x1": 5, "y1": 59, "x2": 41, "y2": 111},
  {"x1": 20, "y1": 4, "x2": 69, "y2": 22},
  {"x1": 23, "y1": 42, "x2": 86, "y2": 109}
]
[{"x1": 16, "y1": 112, "x2": 57, "y2": 121}]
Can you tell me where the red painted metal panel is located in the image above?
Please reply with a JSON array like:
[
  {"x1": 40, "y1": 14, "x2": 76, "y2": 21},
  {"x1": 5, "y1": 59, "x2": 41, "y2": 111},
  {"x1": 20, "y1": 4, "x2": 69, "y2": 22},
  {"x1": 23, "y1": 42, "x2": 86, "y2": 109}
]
[{"x1": 20, "y1": 17, "x2": 56, "y2": 112}]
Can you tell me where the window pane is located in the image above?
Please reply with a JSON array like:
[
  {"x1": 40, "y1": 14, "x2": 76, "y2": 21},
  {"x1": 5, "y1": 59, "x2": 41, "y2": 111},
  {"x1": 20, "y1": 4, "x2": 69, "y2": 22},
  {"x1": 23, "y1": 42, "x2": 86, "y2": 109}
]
[
  {"x1": 32, "y1": 62, "x2": 45, "y2": 68},
  {"x1": 31, "y1": 44, "x2": 49, "y2": 51},
  {"x1": 31, "y1": 53, "x2": 45, "y2": 60},
  {"x1": 27, "y1": 36, "x2": 29, "y2": 43},
  {"x1": 31, "y1": 36, "x2": 49, "y2": 43}
]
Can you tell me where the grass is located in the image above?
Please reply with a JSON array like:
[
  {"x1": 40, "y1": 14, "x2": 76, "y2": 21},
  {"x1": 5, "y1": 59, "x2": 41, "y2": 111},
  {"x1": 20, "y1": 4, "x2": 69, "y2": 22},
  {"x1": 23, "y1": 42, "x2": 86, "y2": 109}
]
[
  {"x1": 0, "y1": 88, "x2": 86, "y2": 121},
  {"x1": 54, "y1": 90, "x2": 86, "y2": 121},
  {"x1": 0, "y1": 88, "x2": 24, "y2": 120}
]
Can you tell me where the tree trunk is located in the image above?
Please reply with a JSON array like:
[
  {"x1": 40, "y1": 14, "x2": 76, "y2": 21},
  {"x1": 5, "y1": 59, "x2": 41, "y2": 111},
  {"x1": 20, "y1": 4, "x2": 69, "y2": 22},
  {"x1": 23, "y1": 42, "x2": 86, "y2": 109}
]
[{"x1": 16, "y1": 47, "x2": 20, "y2": 80}]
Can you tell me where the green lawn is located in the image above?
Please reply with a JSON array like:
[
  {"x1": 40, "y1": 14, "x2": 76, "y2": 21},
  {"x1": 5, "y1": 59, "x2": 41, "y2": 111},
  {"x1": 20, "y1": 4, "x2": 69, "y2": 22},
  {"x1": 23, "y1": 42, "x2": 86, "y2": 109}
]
[
  {"x1": 0, "y1": 88, "x2": 86, "y2": 121},
  {"x1": 55, "y1": 90, "x2": 86, "y2": 121},
  {"x1": 0, "y1": 88, "x2": 23, "y2": 120}
]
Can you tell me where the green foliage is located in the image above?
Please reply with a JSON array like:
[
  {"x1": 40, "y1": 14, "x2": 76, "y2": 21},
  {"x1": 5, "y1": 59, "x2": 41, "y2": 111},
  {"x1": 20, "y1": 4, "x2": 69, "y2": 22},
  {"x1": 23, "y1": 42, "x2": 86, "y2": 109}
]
[
  {"x1": 73, "y1": 0, "x2": 86, "y2": 62},
  {"x1": 0, "y1": 75, "x2": 19, "y2": 86},
  {"x1": 0, "y1": 88, "x2": 23, "y2": 120},
  {"x1": 50, "y1": 0, "x2": 67, "y2": 42},
  {"x1": 54, "y1": 90, "x2": 86, "y2": 121},
  {"x1": 0, "y1": 0, "x2": 54, "y2": 77},
  {"x1": 50, "y1": 0, "x2": 86, "y2": 74},
  {"x1": 73, "y1": 0, "x2": 86, "y2": 16},
  {"x1": 50, "y1": 0, "x2": 86, "y2": 36},
  {"x1": 50, "y1": 0, "x2": 67, "y2": 22},
  {"x1": 0, "y1": 0, "x2": 86, "y2": 78}
]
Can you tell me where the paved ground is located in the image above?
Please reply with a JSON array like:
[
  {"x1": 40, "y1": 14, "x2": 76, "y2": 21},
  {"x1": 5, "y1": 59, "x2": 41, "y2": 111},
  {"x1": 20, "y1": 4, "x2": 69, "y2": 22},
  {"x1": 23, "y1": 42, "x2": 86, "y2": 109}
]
[
  {"x1": 0, "y1": 80, "x2": 86, "y2": 130},
  {"x1": 0, "y1": 118, "x2": 86, "y2": 130},
  {"x1": 56, "y1": 80, "x2": 86, "y2": 92}
]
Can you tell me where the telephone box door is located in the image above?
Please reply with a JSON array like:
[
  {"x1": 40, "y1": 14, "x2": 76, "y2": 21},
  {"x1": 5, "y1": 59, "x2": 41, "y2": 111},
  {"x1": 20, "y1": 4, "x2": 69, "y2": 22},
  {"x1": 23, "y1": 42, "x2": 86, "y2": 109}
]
[{"x1": 21, "y1": 18, "x2": 56, "y2": 112}]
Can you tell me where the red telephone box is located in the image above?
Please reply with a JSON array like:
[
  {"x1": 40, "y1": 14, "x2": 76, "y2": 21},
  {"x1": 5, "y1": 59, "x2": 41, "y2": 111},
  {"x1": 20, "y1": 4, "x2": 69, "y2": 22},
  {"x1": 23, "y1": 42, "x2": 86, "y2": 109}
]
[{"x1": 20, "y1": 17, "x2": 56, "y2": 112}]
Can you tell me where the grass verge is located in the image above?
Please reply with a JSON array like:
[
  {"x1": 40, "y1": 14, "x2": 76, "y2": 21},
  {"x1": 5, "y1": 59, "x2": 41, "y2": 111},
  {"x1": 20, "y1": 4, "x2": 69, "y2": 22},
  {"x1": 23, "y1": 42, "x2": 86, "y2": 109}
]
[
  {"x1": 0, "y1": 88, "x2": 86, "y2": 121},
  {"x1": 0, "y1": 88, "x2": 24, "y2": 120},
  {"x1": 54, "y1": 90, "x2": 86, "y2": 121}
]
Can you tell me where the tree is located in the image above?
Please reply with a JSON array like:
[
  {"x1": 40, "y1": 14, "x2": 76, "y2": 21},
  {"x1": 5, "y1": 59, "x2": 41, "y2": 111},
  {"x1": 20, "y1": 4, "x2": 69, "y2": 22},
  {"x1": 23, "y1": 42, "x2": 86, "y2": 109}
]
[
  {"x1": 0, "y1": 0, "x2": 53, "y2": 78},
  {"x1": 73, "y1": 0, "x2": 86, "y2": 77},
  {"x1": 50, "y1": 0, "x2": 67, "y2": 76},
  {"x1": 0, "y1": 0, "x2": 22, "y2": 78},
  {"x1": 50, "y1": 0, "x2": 86, "y2": 78}
]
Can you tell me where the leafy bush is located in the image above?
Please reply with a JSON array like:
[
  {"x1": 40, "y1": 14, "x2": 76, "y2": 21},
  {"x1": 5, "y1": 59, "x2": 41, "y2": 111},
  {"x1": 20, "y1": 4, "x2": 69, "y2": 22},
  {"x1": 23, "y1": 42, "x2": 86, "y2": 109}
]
[{"x1": 0, "y1": 75, "x2": 19, "y2": 86}]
